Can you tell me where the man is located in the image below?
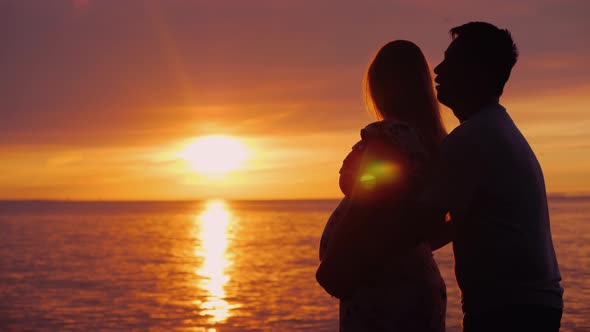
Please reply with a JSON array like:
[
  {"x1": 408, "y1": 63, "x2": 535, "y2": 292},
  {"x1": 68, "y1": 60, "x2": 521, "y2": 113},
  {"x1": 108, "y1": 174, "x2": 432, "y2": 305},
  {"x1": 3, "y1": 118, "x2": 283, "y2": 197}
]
[{"x1": 432, "y1": 22, "x2": 563, "y2": 331}]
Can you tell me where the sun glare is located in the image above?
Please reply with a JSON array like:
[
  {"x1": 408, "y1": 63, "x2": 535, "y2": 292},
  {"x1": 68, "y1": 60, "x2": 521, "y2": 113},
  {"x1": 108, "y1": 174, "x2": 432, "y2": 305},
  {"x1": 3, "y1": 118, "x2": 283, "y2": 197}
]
[
  {"x1": 194, "y1": 200, "x2": 234, "y2": 323},
  {"x1": 179, "y1": 136, "x2": 249, "y2": 175}
]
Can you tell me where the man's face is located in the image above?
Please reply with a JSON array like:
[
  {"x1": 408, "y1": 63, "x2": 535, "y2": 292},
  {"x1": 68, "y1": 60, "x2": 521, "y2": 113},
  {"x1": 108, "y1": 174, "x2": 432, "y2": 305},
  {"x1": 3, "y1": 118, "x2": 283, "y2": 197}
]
[{"x1": 434, "y1": 39, "x2": 476, "y2": 115}]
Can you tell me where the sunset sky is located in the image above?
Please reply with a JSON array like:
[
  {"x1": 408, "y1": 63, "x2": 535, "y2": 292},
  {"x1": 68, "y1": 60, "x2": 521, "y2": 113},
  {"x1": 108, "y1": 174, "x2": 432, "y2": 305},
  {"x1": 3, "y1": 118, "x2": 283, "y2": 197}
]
[{"x1": 1, "y1": 0, "x2": 589, "y2": 200}]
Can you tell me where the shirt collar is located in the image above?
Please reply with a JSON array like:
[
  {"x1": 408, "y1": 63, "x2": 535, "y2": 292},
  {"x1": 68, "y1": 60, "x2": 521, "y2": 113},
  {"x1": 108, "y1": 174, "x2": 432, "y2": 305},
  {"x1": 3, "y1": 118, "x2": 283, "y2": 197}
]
[{"x1": 465, "y1": 100, "x2": 505, "y2": 123}]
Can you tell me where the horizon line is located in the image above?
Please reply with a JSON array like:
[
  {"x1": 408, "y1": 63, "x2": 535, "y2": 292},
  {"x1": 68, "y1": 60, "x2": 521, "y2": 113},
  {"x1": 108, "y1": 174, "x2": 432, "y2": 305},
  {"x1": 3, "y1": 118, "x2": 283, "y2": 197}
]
[{"x1": 1, "y1": 193, "x2": 589, "y2": 203}]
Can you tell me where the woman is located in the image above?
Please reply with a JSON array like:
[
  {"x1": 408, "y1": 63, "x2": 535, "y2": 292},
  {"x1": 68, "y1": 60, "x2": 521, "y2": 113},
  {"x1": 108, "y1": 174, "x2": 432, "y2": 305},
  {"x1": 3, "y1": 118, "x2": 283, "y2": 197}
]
[{"x1": 316, "y1": 40, "x2": 447, "y2": 331}]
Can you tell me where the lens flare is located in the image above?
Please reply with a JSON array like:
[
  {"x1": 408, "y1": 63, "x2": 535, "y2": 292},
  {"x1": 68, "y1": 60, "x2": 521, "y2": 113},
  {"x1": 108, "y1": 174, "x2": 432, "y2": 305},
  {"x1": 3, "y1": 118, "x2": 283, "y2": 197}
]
[{"x1": 359, "y1": 161, "x2": 402, "y2": 189}]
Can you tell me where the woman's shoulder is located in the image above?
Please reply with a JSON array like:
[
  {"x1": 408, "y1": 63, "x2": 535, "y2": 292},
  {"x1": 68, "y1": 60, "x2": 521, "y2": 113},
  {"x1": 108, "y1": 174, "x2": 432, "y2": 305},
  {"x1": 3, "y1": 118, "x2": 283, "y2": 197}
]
[
  {"x1": 360, "y1": 120, "x2": 427, "y2": 158},
  {"x1": 361, "y1": 119, "x2": 413, "y2": 139}
]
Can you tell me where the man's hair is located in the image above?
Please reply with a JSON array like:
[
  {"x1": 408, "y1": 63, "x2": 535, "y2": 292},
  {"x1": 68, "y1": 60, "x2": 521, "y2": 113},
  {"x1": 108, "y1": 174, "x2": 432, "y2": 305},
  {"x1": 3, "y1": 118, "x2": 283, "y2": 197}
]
[{"x1": 450, "y1": 22, "x2": 518, "y2": 96}]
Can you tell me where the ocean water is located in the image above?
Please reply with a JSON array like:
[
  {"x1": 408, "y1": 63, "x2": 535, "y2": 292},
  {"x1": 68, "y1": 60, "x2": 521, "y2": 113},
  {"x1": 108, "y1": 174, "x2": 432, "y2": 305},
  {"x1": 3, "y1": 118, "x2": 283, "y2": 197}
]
[{"x1": 0, "y1": 198, "x2": 588, "y2": 331}]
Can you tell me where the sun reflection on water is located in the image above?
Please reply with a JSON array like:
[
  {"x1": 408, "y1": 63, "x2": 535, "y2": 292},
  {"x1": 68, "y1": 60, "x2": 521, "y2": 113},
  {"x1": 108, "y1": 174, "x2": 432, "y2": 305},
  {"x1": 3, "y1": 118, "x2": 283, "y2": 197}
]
[{"x1": 194, "y1": 200, "x2": 234, "y2": 324}]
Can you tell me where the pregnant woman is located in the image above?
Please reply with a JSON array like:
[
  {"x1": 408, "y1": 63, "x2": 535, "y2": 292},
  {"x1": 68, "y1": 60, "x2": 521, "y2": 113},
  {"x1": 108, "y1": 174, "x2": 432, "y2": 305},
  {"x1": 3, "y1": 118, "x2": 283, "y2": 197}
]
[{"x1": 316, "y1": 40, "x2": 448, "y2": 331}]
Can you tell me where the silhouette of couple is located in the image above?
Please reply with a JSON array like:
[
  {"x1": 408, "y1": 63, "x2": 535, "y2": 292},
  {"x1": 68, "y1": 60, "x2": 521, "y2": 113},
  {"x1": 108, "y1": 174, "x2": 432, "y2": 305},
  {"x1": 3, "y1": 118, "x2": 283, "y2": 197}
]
[{"x1": 316, "y1": 22, "x2": 563, "y2": 332}]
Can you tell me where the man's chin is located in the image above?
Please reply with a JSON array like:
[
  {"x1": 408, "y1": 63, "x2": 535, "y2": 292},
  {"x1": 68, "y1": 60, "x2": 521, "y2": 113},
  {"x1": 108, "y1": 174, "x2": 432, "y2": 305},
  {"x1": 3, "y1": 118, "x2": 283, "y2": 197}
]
[{"x1": 435, "y1": 92, "x2": 451, "y2": 107}]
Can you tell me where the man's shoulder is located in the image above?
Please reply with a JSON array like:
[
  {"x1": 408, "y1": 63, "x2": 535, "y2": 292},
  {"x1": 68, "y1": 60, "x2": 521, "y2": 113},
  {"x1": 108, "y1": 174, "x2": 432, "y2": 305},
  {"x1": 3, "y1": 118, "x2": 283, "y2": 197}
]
[
  {"x1": 441, "y1": 121, "x2": 479, "y2": 155},
  {"x1": 445, "y1": 122, "x2": 472, "y2": 142},
  {"x1": 442, "y1": 104, "x2": 509, "y2": 152}
]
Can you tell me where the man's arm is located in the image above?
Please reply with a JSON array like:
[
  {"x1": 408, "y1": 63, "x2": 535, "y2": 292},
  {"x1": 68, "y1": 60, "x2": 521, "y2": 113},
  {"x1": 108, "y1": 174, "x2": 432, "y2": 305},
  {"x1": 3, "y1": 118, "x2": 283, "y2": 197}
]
[{"x1": 419, "y1": 128, "x2": 481, "y2": 251}]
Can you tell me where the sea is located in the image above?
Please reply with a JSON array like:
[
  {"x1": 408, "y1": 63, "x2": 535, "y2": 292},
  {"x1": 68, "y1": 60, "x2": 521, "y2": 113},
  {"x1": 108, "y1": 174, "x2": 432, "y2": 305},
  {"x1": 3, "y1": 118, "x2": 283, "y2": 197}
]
[{"x1": 0, "y1": 197, "x2": 588, "y2": 331}]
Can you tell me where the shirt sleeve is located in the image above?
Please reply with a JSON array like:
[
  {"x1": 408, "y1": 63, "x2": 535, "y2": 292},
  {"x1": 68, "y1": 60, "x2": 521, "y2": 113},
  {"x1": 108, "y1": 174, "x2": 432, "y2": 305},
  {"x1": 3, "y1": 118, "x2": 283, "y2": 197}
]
[
  {"x1": 339, "y1": 141, "x2": 365, "y2": 197},
  {"x1": 432, "y1": 126, "x2": 482, "y2": 224},
  {"x1": 349, "y1": 120, "x2": 428, "y2": 206}
]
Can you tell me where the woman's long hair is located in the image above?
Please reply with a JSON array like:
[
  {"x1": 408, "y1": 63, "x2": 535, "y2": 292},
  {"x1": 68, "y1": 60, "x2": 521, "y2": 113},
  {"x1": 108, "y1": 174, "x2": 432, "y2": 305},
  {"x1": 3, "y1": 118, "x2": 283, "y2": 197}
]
[{"x1": 365, "y1": 40, "x2": 447, "y2": 153}]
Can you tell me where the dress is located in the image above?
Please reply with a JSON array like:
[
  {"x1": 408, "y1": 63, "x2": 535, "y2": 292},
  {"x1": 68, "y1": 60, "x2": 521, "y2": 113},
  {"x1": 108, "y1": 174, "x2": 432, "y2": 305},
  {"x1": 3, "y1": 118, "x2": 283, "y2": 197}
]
[{"x1": 319, "y1": 120, "x2": 447, "y2": 332}]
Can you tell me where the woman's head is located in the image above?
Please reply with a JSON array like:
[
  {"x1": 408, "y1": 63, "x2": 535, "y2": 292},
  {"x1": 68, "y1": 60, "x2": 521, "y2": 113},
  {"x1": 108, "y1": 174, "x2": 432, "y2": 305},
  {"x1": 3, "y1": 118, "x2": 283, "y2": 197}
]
[{"x1": 365, "y1": 40, "x2": 446, "y2": 149}]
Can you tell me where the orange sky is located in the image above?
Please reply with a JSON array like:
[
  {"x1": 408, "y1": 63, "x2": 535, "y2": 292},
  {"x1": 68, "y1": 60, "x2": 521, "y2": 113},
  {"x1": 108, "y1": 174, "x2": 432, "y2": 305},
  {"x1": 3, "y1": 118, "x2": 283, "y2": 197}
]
[{"x1": 0, "y1": 0, "x2": 589, "y2": 200}]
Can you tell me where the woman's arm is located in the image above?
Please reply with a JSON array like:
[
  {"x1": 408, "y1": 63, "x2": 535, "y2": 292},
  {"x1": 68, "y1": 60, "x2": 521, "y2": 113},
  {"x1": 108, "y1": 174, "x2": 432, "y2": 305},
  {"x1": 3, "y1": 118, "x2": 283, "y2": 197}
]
[
  {"x1": 316, "y1": 137, "x2": 415, "y2": 298},
  {"x1": 318, "y1": 197, "x2": 351, "y2": 261},
  {"x1": 339, "y1": 141, "x2": 364, "y2": 197}
]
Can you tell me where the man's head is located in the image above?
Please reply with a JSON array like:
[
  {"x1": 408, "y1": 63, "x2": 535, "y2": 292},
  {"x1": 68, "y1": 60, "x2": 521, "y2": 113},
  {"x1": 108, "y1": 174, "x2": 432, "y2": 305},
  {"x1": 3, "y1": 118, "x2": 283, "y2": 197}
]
[{"x1": 434, "y1": 22, "x2": 518, "y2": 121}]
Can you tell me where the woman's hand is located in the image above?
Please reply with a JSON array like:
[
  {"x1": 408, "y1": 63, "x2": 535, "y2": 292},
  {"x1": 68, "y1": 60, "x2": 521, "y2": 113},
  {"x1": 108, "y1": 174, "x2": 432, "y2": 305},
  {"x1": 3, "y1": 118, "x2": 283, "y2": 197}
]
[
  {"x1": 339, "y1": 142, "x2": 364, "y2": 196},
  {"x1": 350, "y1": 138, "x2": 412, "y2": 207}
]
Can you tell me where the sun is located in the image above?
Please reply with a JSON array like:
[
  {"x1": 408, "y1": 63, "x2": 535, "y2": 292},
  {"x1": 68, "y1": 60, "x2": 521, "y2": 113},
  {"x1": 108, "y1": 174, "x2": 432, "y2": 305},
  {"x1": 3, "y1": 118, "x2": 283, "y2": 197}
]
[{"x1": 178, "y1": 136, "x2": 249, "y2": 174}]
